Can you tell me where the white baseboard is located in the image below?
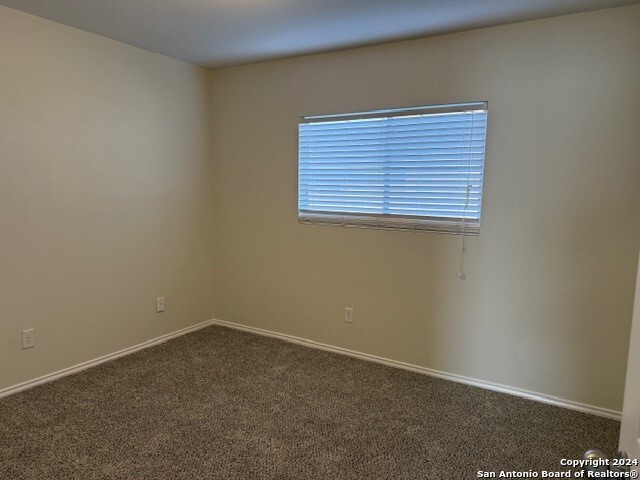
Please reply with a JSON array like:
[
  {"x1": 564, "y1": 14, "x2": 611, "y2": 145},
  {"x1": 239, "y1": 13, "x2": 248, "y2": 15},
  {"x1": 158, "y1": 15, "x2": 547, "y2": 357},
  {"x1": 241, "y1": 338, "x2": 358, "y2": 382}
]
[
  {"x1": 0, "y1": 319, "x2": 217, "y2": 400},
  {"x1": 211, "y1": 319, "x2": 622, "y2": 421},
  {"x1": 1, "y1": 317, "x2": 621, "y2": 421}
]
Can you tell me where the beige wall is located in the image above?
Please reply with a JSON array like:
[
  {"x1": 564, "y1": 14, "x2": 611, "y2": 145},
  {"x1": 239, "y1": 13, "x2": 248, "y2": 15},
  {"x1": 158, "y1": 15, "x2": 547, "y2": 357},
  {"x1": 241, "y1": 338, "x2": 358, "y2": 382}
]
[
  {"x1": 210, "y1": 5, "x2": 640, "y2": 411},
  {"x1": 1, "y1": 4, "x2": 639, "y2": 413},
  {"x1": 0, "y1": 7, "x2": 216, "y2": 390}
]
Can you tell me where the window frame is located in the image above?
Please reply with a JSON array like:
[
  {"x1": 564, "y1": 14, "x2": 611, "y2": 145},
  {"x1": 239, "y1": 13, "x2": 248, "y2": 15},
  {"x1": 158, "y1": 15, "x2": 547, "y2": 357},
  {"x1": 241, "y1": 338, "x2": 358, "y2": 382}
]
[{"x1": 297, "y1": 101, "x2": 488, "y2": 235}]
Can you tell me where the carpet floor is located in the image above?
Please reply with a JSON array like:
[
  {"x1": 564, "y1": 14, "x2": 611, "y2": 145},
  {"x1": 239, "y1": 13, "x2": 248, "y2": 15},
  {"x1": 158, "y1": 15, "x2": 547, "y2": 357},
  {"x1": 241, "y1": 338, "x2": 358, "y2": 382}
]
[{"x1": 0, "y1": 325, "x2": 620, "y2": 479}]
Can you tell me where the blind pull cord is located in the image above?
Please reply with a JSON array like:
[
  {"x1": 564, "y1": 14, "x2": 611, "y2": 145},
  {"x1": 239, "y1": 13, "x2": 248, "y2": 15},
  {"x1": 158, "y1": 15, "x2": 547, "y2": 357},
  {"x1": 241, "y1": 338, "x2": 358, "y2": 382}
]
[
  {"x1": 459, "y1": 112, "x2": 476, "y2": 280},
  {"x1": 458, "y1": 184, "x2": 472, "y2": 280}
]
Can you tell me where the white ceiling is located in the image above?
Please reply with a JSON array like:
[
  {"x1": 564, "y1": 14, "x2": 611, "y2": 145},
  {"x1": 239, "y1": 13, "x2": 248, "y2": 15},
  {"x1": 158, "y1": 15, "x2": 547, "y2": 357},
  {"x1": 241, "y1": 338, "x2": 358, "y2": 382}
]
[{"x1": 1, "y1": 0, "x2": 637, "y2": 68}]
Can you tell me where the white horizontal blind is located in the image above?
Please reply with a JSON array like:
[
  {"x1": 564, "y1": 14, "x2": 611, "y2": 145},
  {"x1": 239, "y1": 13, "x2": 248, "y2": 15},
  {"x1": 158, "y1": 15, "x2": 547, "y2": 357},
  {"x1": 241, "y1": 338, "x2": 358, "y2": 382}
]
[{"x1": 298, "y1": 102, "x2": 488, "y2": 234}]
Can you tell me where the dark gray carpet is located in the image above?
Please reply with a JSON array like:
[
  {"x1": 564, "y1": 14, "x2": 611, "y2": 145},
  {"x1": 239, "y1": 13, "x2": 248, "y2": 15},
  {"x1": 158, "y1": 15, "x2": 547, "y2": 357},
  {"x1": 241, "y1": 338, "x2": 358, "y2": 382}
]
[{"x1": 0, "y1": 325, "x2": 619, "y2": 479}]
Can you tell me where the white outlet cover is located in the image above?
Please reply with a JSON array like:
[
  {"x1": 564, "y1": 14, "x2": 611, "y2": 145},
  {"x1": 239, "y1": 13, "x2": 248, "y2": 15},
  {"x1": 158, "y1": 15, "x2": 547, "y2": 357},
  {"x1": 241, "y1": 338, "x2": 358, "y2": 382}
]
[
  {"x1": 22, "y1": 329, "x2": 35, "y2": 349},
  {"x1": 345, "y1": 307, "x2": 354, "y2": 323}
]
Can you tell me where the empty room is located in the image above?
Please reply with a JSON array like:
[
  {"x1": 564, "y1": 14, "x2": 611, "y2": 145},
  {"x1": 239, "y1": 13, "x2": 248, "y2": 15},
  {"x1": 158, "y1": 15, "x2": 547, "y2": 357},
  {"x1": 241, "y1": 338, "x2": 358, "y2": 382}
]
[{"x1": 1, "y1": 0, "x2": 640, "y2": 478}]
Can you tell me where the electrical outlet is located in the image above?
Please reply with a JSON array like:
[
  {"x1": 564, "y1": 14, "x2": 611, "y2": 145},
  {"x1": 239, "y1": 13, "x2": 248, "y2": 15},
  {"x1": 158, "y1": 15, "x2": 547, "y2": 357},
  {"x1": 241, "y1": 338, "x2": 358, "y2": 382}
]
[
  {"x1": 156, "y1": 297, "x2": 165, "y2": 313},
  {"x1": 344, "y1": 307, "x2": 354, "y2": 323},
  {"x1": 22, "y1": 329, "x2": 35, "y2": 349}
]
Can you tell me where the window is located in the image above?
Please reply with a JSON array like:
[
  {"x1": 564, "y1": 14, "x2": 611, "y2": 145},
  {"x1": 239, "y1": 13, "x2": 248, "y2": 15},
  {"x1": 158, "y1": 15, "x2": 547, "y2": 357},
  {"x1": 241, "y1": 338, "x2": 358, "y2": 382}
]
[{"x1": 298, "y1": 102, "x2": 488, "y2": 234}]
